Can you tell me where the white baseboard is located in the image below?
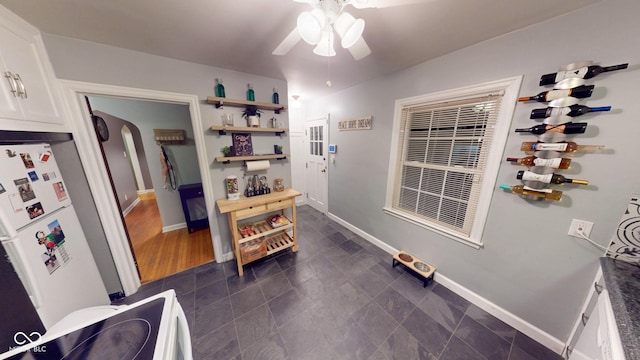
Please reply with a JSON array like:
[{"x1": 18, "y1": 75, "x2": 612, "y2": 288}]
[
  {"x1": 328, "y1": 212, "x2": 397, "y2": 255},
  {"x1": 434, "y1": 274, "x2": 566, "y2": 354},
  {"x1": 137, "y1": 189, "x2": 155, "y2": 195},
  {"x1": 327, "y1": 211, "x2": 566, "y2": 355},
  {"x1": 162, "y1": 222, "x2": 186, "y2": 233},
  {"x1": 122, "y1": 197, "x2": 141, "y2": 216},
  {"x1": 219, "y1": 251, "x2": 235, "y2": 262}
]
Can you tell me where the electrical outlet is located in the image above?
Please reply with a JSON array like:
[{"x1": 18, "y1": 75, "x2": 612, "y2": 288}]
[{"x1": 568, "y1": 219, "x2": 594, "y2": 238}]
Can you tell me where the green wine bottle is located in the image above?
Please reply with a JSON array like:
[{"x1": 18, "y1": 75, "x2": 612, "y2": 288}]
[{"x1": 247, "y1": 83, "x2": 255, "y2": 101}]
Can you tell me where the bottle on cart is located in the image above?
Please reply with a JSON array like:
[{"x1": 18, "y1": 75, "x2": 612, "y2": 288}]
[
  {"x1": 505, "y1": 156, "x2": 571, "y2": 169},
  {"x1": 517, "y1": 170, "x2": 589, "y2": 185},
  {"x1": 521, "y1": 141, "x2": 604, "y2": 153},
  {"x1": 530, "y1": 105, "x2": 611, "y2": 119},
  {"x1": 499, "y1": 184, "x2": 562, "y2": 201}
]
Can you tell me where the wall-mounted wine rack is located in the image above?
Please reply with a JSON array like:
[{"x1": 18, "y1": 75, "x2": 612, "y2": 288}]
[{"x1": 501, "y1": 60, "x2": 628, "y2": 201}]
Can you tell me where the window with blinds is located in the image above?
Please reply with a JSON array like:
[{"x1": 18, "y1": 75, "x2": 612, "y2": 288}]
[{"x1": 384, "y1": 77, "x2": 522, "y2": 247}]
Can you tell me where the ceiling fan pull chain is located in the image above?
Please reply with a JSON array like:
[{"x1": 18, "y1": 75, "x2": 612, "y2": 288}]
[{"x1": 326, "y1": 37, "x2": 332, "y2": 87}]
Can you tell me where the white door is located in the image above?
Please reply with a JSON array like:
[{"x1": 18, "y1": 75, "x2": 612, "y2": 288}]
[{"x1": 305, "y1": 119, "x2": 328, "y2": 213}]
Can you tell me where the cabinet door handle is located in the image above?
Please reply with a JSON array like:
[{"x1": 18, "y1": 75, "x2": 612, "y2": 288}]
[
  {"x1": 581, "y1": 312, "x2": 589, "y2": 326},
  {"x1": 4, "y1": 71, "x2": 18, "y2": 97},
  {"x1": 594, "y1": 282, "x2": 603, "y2": 295},
  {"x1": 13, "y1": 73, "x2": 27, "y2": 99}
]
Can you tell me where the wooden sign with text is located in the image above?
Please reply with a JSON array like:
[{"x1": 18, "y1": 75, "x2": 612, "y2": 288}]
[{"x1": 338, "y1": 116, "x2": 372, "y2": 131}]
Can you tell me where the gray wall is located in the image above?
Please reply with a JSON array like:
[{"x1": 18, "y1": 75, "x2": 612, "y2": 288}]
[
  {"x1": 91, "y1": 110, "x2": 139, "y2": 213},
  {"x1": 304, "y1": 0, "x2": 640, "y2": 341},
  {"x1": 90, "y1": 98, "x2": 200, "y2": 229},
  {"x1": 41, "y1": 35, "x2": 291, "y2": 256},
  {"x1": 50, "y1": 140, "x2": 122, "y2": 296}
]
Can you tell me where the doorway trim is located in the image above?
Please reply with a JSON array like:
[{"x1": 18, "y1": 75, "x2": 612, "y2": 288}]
[
  {"x1": 121, "y1": 125, "x2": 146, "y2": 192},
  {"x1": 58, "y1": 80, "x2": 221, "y2": 296}
]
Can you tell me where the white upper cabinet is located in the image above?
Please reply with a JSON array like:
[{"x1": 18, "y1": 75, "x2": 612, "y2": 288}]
[{"x1": 0, "y1": 6, "x2": 65, "y2": 130}]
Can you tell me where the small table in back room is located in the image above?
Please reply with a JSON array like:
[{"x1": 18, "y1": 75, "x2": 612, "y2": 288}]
[{"x1": 178, "y1": 183, "x2": 209, "y2": 233}]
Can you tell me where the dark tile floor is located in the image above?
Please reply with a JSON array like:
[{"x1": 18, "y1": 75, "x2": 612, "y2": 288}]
[{"x1": 119, "y1": 205, "x2": 563, "y2": 360}]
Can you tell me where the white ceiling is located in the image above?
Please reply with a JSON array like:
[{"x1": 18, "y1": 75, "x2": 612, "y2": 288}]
[{"x1": 1, "y1": 0, "x2": 599, "y2": 99}]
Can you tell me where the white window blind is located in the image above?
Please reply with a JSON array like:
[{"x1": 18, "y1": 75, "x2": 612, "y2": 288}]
[
  {"x1": 393, "y1": 94, "x2": 502, "y2": 236},
  {"x1": 385, "y1": 76, "x2": 521, "y2": 247}
]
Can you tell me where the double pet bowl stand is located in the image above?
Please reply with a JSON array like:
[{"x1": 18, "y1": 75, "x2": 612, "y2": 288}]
[{"x1": 392, "y1": 251, "x2": 436, "y2": 287}]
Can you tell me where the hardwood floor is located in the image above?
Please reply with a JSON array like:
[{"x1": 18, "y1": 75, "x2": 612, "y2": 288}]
[{"x1": 124, "y1": 196, "x2": 214, "y2": 284}]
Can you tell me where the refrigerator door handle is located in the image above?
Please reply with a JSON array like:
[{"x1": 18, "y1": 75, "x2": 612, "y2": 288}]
[
  {"x1": 3, "y1": 241, "x2": 43, "y2": 309},
  {"x1": 0, "y1": 210, "x2": 19, "y2": 240}
]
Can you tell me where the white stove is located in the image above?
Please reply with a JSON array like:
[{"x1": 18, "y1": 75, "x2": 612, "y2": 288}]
[{"x1": 0, "y1": 290, "x2": 191, "y2": 360}]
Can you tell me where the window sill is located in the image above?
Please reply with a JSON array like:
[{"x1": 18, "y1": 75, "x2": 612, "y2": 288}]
[{"x1": 382, "y1": 207, "x2": 483, "y2": 249}]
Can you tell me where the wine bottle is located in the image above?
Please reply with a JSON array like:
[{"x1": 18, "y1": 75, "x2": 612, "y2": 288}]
[
  {"x1": 272, "y1": 87, "x2": 280, "y2": 104},
  {"x1": 517, "y1": 170, "x2": 589, "y2": 185},
  {"x1": 499, "y1": 184, "x2": 562, "y2": 201},
  {"x1": 530, "y1": 105, "x2": 611, "y2": 119},
  {"x1": 505, "y1": 156, "x2": 571, "y2": 169},
  {"x1": 521, "y1": 141, "x2": 604, "y2": 153},
  {"x1": 215, "y1": 78, "x2": 226, "y2": 98},
  {"x1": 247, "y1": 83, "x2": 255, "y2": 101},
  {"x1": 515, "y1": 122, "x2": 587, "y2": 135},
  {"x1": 539, "y1": 63, "x2": 628, "y2": 85},
  {"x1": 518, "y1": 85, "x2": 594, "y2": 102}
]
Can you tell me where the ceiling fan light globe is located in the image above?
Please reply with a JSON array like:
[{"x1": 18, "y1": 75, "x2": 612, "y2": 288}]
[
  {"x1": 312, "y1": 30, "x2": 336, "y2": 57},
  {"x1": 334, "y1": 12, "x2": 366, "y2": 49},
  {"x1": 348, "y1": 36, "x2": 372, "y2": 60},
  {"x1": 297, "y1": 9, "x2": 325, "y2": 45}
]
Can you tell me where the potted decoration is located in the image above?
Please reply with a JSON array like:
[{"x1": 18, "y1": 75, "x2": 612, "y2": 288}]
[
  {"x1": 242, "y1": 105, "x2": 262, "y2": 127},
  {"x1": 274, "y1": 145, "x2": 283, "y2": 154},
  {"x1": 221, "y1": 146, "x2": 233, "y2": 157}
]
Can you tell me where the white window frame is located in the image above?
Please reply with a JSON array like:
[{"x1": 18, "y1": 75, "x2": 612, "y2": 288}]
[{"x1": 384, "y1": 76, "x2": 522, "y2": 248}]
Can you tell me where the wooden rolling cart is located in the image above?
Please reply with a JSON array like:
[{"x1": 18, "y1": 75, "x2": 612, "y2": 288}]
[{"x1": 216, "y1": 188, "x2": 301, "y2": 276}]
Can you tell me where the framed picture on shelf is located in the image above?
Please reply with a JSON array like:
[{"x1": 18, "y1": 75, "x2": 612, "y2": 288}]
[{"x1": 232, "y1": 133, "x2": 253, "y2": 156}]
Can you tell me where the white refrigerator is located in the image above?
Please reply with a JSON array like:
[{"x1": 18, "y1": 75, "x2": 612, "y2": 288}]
[{"x1": 0, "y1": 143, "x2": 109, "y2": 329}]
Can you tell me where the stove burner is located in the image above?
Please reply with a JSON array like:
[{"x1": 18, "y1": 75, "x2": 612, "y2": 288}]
[
  {"x1": 5, "y1": 297, "x2": 166, "y2": 360},
  {"x1": 62, "y1": 318, "x2": 151, "y2": 359}
]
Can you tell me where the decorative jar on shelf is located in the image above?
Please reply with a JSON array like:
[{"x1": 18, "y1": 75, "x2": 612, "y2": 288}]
[
  {"x1": 225, "y1": 175, "x2": 240, "y2": 200},
  {"x1": 274, "y1": 178, "x2": 284, "y2": 192}
]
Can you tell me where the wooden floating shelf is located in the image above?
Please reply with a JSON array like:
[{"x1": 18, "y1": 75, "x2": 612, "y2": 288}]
[
  {"x1": 210, "y1": 125, "x2": 287, "y2": 136},
  {"x1": 206, "y1": 96, "x2": 287, "y2": 114},
  {"x1": 215, "y1": 154, "x2": 288, "y2": 163}
]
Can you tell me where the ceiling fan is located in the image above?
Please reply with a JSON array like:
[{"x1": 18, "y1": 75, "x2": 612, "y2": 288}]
[{"x1": 273, "y1": 0, "x2": 427, "y2": 60}]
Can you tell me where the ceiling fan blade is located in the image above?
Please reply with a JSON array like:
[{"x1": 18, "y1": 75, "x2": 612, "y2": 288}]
[
  {"x1": 272, "y1": 28, "x2": 302, "y2": 55},
  {"x1": 351, "y1": 0, "x2": 430, "y2": 9},
  {"x1": 348, "y1": 37, "x2": 371, "y2": 60}
]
